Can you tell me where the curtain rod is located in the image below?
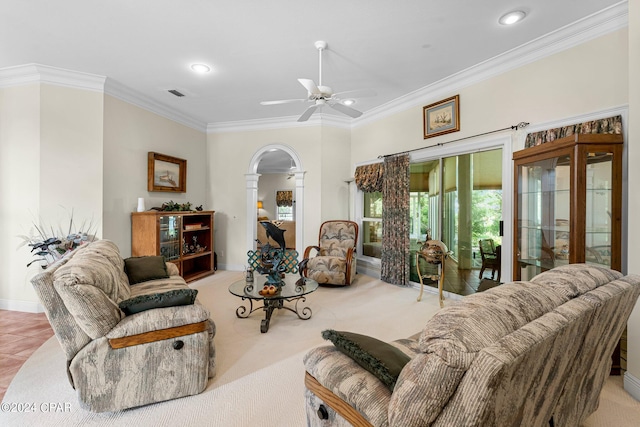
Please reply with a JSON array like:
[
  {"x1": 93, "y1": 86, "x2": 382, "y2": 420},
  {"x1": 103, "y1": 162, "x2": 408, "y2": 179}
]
[{"x1": 378, "y1": 121, "x2": 530, "y2": 159}]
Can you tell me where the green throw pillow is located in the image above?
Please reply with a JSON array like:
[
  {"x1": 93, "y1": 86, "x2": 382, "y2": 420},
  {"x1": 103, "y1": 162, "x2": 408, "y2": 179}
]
[
  {"x1": 124, "y1": 256, "x2": 169, "y2": 285},
  {"x1": 321, "y1": 329, "x2": 411, "y2": 390},
  {"x1": 118, "y1": 289, "x2": 198, "y2": 315}
]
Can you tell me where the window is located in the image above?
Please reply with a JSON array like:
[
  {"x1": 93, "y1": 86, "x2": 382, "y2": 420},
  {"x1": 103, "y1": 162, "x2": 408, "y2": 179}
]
[
  {"x1": 362, "y1": 191, "x2": 382, "y2": 258},
  {"x1": 276, "y1": 190, "x2": 294, "y2": 220},
  {"x1": 277, "y1": 205, "x2": 293, "y2": 221}
]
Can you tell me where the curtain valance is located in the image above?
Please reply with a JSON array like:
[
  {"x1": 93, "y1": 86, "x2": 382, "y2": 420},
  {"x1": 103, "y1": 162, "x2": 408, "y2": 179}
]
[
  {"x1": 525, "y1": 115, "x2": 622, "y2": 148},
  {"x1": 354, "y1": 162, "x2": 384, "y2": 192},
  {"x1": 276, "y1": 190, "x2": 293, "y2": 207}
]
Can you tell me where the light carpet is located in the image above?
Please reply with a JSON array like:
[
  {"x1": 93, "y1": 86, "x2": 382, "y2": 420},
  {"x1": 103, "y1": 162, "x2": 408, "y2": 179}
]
[{"x1": 2, "y1": 271, "x2": 639, "y2": 426}]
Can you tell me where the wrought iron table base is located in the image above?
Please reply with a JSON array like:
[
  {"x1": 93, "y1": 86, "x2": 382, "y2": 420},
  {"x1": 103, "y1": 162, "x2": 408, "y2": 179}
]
[{"x1": 235, "y1": 296, "x2": 312, "y2": 333}]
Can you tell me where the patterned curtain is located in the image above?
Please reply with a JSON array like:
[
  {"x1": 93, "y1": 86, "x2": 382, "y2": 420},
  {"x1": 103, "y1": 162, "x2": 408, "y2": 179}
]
[
  {"x1": 381, "y1": 154, "x2": 410, "y2": 286},
  {"x1": 276, "y1": 190, "x2": 293, "y2": 207},
  {"x1": 354, "y1": 162, "x2": 384, "y2": 192}
]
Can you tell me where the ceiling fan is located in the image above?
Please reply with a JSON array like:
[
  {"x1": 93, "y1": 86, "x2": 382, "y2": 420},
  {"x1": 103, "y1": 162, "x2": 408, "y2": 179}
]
[{"x1": 260, "y1": 41, "x2": 376, "y2": 122}]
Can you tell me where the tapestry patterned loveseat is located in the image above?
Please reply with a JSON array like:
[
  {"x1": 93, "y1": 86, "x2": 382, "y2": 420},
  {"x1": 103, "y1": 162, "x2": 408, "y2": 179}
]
[
  {"x1": 30, "y1": 239, "x2": 216, "y2": 412},
  {"x1": 304, "y1": 264, "x2": 640, "y2": 426}
]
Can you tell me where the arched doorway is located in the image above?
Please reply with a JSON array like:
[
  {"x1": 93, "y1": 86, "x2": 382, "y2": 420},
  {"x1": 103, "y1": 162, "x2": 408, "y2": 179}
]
[{"x1": 246, "y1": 144, "x2": 305, "y2": 259}]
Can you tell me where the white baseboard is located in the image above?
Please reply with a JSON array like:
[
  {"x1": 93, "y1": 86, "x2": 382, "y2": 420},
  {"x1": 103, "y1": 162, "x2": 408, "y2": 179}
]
[
  {"x1": 624, "y1": 371, "x2": 640, "y2": 402},
  {"x1": 0, "y1": 298, "x2": 45, "y2": 313},
  {"x1": 218, "y1": 263, "x2": 245, "y2": 272},
  {"x1": 357, "y1": 257, "x2": 381, "y2": 279}
]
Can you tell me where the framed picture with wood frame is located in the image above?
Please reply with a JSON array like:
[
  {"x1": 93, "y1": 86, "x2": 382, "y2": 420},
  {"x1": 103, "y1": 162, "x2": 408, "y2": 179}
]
[
  {"x1": 423, "y1": 95, "x2": 460, "y2": 139},
  {"x1": 148, "y1": 152, "x2": 187, "y2": 192}
]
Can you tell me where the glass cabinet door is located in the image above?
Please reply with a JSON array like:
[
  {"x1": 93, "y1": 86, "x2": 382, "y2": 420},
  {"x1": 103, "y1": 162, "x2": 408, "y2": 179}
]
[
  {"x1": 584, "y1": 151, "x2": 614, "y2": 268},
  {"x1": 516, "y1": 153, "x2": 571, "y2": 280},
  {"x1": 159, "y1": 215, "x2": 181, "y2": 261},
  {"x1": 513, "y1": 133, "x2": 623, "y2": 281}
]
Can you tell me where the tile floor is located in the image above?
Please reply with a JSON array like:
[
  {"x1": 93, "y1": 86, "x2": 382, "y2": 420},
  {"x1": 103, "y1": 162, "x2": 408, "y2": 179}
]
[{"x1": 0, "y1": 310, "x2": 54, "y2": 401}]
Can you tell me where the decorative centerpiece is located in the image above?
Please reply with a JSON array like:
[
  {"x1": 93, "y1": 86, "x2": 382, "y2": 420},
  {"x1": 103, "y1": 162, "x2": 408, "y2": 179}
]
[
  {"x1": 19, "y1": 210, "x2": 97, "y2": 268},
  {"x1": 255, "y1": 221, "x2": 287, "y2": 290},
  {"x1": 416, "y1": 231, "x2": 452, "y2": 306},
  {"x1": 419, "y1": 239, "x2": 449, "y2": 264},
  {"x1": 150, "y1": 200, "x2": 204, "y2": 212}
]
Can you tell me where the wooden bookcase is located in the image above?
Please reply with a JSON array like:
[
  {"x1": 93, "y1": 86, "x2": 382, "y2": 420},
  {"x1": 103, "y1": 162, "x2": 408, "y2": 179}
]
[{"x1": 131, "y1": 210, "x2": 215, "y2": 283}]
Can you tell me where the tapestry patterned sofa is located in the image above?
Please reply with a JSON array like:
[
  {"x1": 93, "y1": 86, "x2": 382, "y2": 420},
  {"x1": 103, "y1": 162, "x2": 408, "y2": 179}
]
[
  {"x1": 30, "y1": 239, "x2": 216, "y2": 412},
  {"x1": 303, "y1": 264, "x2": 640, "y2": 426}
]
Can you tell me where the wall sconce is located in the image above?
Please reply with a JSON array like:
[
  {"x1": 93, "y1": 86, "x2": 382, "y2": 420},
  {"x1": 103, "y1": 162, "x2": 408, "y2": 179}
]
[{"x1": 257, "y1": 201, "x2": 263, "y2": 217}]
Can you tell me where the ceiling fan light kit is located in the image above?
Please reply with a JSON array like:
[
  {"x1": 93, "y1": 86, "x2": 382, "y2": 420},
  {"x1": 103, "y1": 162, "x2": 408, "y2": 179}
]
[{"x1": 260, "y1": 40, "x2": 376, "y2": 122}]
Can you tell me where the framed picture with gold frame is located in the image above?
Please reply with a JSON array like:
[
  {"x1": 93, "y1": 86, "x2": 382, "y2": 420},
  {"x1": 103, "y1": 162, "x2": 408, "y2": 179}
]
[
  {"x1": 148, "y1": 152, "x2": 187, "y2": 192},
  {"x1": 423, "y1": 95, "x2": 460, "y2": 139}
]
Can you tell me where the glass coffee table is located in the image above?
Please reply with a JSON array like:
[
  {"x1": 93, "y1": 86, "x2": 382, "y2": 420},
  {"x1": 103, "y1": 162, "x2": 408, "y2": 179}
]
[{"x1": 228, "y1": 275, "x2": 319, "y2": 333}]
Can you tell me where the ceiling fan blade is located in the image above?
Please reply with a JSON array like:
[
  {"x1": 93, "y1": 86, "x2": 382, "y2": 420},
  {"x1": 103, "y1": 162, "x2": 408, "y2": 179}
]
[
  {"x1": 333, "y1": 88, "x2": 377, "y2": 99},
  {"x1": 328, "y1": 102, "x2": 362, "y2": 118},
  {"x1": 260, "y1": 99, "x2": 307, "y2": 106},
  {"x1": 297, "y1": 104, "x2": 320, "y2": 122},
  {"x1": 298, "y1": 78, "x2": 321, "y2": 95}
]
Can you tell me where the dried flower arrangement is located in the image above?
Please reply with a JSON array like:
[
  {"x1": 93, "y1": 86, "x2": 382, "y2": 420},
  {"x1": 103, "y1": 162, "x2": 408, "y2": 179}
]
[{"x1": 18, "y1": 209, "x2": 98, "y2": 268}]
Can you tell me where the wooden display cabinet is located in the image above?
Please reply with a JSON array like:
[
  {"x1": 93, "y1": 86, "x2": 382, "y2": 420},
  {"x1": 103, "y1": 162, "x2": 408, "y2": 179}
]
[
  {"x1": 513, "y1": 134, "x2": 623, "y2": 280},
  {"x1": 513, "y1": 133, "x2": 624, "y2": 374},
  {"x1": 131, "y1": 210, "x2": 215, "y2": 283}
]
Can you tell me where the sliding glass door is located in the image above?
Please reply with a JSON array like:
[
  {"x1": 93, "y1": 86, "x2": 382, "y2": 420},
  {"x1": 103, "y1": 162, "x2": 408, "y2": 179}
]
[{"x1": 410, "y1": 148, "x2": 503, "y2": 295}]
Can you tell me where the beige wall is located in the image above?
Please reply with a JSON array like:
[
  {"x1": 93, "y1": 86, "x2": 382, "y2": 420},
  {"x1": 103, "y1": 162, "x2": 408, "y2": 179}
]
[
  {"x1": 40, "y1": 85, "x2": 104, "y2": 235},
  {"x1": 320, "y1": 125, "x2": 352, "y2": 220},
  {"x1": 207, "y1": 125, "x2": 350, "y2": 269},
  {"x1": 626, "y1": 0, "x2": 640, "y2": 398},
  {"x1": 0, "y1": 84, "x2": 104, "y2": 309},
  {"x1": 102, "y1": 95, "x2": 208, "y2": 257},
  {"x1": 352, "y1": 29, "x2": 629, "y2": 163},
  {"x1": 0, "y1": 85, "x2": 42, "y2": 310}
]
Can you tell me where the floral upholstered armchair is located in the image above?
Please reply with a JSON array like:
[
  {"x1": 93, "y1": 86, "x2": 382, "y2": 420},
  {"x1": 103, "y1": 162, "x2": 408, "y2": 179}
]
[{"x1": 303, "y1": 220, "x2": 359, "y2": 286}]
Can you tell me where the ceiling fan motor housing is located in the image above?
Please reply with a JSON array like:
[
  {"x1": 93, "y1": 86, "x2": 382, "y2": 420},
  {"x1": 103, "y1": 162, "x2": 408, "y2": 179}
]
[
  {"x1": 316, "y1": 85, "x2": 333, "y2": 98},
  {"x1": 314, "y1": 40, "x2": 327, "y2": 51}
]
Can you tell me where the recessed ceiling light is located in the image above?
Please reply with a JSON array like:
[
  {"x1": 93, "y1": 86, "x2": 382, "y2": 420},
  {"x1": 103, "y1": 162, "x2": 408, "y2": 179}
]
[
  {"x1": 342, "y1": 99, "x2": 355, "y2": 106},
  {"x1": 499, "y1": 10, "x2": 526, "y2": 25},
  {"x1": 190, "y1": 63, "x2": 211, "y2": 73}
]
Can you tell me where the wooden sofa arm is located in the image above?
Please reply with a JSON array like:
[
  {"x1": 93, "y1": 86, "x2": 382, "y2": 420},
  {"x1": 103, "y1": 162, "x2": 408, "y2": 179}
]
[
  {"x1": 345, "y1": 247, "x2": 356, "y2": 285},
  {"x1": 305, "y1": 372, "x2": 374, "y2": 427},
  {"x1": 108, "y1": 320, "x2": 208, "y2": 349},
  {"x1": 304, "y1": 245, "x2": 320, "y2": 259}
]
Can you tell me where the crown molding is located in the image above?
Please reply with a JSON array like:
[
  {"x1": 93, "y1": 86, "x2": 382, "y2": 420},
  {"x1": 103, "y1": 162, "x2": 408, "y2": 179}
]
[
  {"x1": 0, "y1": 63, "x2": 105, "y2": 91},
  {"x1": 104, "y1": 78, "x2": 208, "y2": 132},
  {"x1": 1, "y1": 2, "x2": 627, "y2": 135},
  {"x1": 351, "y1": 1, "x2": 628, "y2": 129},
  {"x1": 207, "y1": 112, "x2": 351, "y2": 134}
]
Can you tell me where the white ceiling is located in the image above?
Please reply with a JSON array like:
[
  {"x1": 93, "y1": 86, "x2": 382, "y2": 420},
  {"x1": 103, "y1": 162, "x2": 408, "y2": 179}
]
[{"x1": 1, "y1": 0, "x2": 624, "y2": 128}]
